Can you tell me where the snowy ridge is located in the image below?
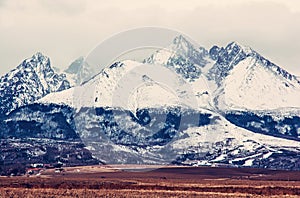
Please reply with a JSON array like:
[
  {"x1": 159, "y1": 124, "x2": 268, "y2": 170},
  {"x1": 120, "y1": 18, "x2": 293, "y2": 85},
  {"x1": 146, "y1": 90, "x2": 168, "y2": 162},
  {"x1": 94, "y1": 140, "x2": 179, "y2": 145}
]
[
  {"x1": 39, "y1": 60, "x2": 210, "y2": 110},
  {"x1": 146, "y1": 35, "x2": 208, "y2": 66},
  {"x1": 39, "y1": 60, "x2": 149, "y2": 108}
]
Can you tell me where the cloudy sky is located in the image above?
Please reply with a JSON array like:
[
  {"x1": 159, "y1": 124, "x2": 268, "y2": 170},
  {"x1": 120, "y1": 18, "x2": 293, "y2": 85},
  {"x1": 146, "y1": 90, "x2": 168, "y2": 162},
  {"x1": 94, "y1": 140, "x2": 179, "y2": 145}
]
[{"x1": 0, "y1": 0, "x2": 300, "y2": 76}]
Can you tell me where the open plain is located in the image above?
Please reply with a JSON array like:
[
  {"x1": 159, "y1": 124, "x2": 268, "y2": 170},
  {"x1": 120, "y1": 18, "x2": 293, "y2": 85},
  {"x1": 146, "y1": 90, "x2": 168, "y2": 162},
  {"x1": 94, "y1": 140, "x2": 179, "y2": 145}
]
[{"x1": 0, "y1": 165, "x2": 300, "y2": 197}]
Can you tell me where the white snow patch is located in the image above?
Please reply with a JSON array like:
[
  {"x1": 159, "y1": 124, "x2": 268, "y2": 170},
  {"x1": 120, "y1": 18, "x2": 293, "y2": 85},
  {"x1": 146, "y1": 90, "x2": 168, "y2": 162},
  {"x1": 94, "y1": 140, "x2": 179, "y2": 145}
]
[{"x1": 216, "y1": 57, "x2": 300, "y2": 111}]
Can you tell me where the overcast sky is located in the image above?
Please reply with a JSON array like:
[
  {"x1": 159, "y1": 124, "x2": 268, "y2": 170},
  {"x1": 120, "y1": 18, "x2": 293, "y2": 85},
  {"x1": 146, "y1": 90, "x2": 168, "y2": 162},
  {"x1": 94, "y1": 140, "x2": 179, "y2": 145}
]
[{"x1": 0, "y1": 0, "x2": 300, "y2": 76}]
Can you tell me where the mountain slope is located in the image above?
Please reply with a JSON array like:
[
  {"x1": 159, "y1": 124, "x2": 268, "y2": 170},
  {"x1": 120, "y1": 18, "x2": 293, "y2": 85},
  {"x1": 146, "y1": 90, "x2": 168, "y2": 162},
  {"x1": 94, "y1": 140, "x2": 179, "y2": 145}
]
[
  {"x1": 218, "y1": 57, "x2": 300, "y2": 110},
  {"x1": 172, "y1": 113, "x2": 300, "y2": 170},
  {"x1": 207, "y1": 42, "x2": 300, "y2": 111},
  {"x1": 5, "y1": 103, "x2": 298, "y2": 170},
  {"x1": 0, "y1": 53, "x2": 70, "y2": 115},
  {"x1": 0, "y1": 103, "x2": 99, "y2": 176}
]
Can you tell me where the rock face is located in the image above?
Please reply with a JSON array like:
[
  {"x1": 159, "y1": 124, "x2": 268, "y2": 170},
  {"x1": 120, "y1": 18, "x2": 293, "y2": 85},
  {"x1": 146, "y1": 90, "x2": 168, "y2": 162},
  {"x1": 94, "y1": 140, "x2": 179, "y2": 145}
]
[
  {"x1": 0, "y1": 53, "x2": 70, "y2": 115},
  {"x1": 0, "y1": 103, "x2": 99, "y2": 176},
  {"x1": 1, "y1": 36, "x2": 300, "y2": 175},
  {"x1": 145, "y1": 35, "x2": 209, "y2": 81}
]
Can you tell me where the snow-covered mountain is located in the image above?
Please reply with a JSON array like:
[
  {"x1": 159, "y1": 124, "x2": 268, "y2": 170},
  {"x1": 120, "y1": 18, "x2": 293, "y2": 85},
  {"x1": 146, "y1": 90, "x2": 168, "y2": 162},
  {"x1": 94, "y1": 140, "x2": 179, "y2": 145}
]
[
  {"x1": 38, "y1": 36, "x2": 300, "y2": 140},
  {"x1": 0, "y1": 54, "x2": 96, "y2": 115},
  {"x1": 0, "y1": 52, "x2": 70, "y2": 115},
  {"x1": 63, "y1": 56, "x2": 95, "y2": 86},
  {"x1": 207, "y1": 42, "x2": 300, "y2": 111},
  {"x1": 1, "y1": 35, "x2": 300, "y2": 174},
  {"x1": 35, "y1": 39, "x2": 300, "y2": 169}
]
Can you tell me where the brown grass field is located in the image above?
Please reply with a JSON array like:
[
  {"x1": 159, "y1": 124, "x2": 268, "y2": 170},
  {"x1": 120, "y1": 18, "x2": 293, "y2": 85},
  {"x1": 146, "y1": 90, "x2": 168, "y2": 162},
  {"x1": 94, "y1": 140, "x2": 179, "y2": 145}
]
[{"x1": 0, "y1": 165, "x2": 300, "y2": 197}]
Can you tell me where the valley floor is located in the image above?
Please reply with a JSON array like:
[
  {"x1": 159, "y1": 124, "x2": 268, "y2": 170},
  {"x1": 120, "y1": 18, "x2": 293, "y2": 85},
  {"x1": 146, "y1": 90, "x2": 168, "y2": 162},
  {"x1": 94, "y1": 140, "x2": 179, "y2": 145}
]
[{"x1": 0, "y1": 165, "x2": 300, "y2": 197}]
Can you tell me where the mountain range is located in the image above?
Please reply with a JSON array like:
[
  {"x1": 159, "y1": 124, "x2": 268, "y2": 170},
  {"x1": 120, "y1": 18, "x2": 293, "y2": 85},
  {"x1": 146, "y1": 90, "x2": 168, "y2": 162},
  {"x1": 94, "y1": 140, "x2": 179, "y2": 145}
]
[{"x1": 0, "y1": 35, "x2": 299, "y2": 175}]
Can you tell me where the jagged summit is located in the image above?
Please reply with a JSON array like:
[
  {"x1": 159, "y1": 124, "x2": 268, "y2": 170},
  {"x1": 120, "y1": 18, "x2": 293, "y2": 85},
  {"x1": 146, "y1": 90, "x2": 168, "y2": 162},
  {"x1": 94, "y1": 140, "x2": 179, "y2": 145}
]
[
  {"x1": 16, "y1": 52, "x2": 50, "y2": 70},
  {"x1": 225, "y1": 41, "x2": 254, "y2": 56},
  {"x1": 32, "y1": 51, "x2": 48, "y2": 60},
  {"x1": 208, "y1": 40, "x2": 299, "y2": 86},
  {"x1": 144, "y1": 35, "x2": 209, "y2": 81},
  {"x1": 209, "y1": 41, "x2": 254, "y2": 62},
  {"x1": 146, "y1": 35, "x2": 208, "y2": 64},
  {"x1": 171, "y1": 35, "x2": 197, "y2": 51},
  {"x1": 63, "y1": 56, "x2": 95, "y2": 86},
  {"x1": 0, "y1": 53, "x2": 70, "y2": 114},
  {"x1": 171, "y1": 35, "x2": 208, "y2": 66}
]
